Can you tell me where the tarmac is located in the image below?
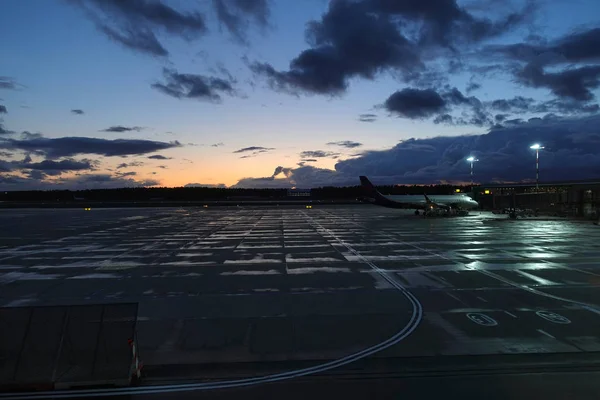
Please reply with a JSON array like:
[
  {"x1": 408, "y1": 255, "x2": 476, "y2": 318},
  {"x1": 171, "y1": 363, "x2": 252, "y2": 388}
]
[{"x1": 2, "y1": 205, "x2": 600, "y2": 384}]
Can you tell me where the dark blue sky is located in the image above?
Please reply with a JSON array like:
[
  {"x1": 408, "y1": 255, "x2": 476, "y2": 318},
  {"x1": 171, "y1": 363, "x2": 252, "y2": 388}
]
[{"x1": 1, "y1": 0, "x2": 600, "y2": 189}]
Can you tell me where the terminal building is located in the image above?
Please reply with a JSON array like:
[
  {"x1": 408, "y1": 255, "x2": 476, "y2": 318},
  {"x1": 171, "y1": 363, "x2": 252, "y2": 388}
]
[
  {"x1": 474, "y1": 179, "x2": 600, "y2": 218},
  {"x1": 287, "y1": 188, "x2": 311, "y2": 197}
]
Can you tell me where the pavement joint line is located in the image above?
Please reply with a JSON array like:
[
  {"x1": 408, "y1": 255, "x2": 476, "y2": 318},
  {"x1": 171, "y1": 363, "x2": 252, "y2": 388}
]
[
  {"x1": 317, "y1": 209, "x2": 600, "y2": 315},
  {"x1": 0, "y1": 209, "x2": 425, "y2": 400}
]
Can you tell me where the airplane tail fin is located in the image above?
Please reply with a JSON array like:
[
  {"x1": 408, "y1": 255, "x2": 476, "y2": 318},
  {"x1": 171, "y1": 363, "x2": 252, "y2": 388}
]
[
  {"x1": 360, "y1": 176, "x2": 377, "y2": 195},
  {"x1": 359, "y1": 176, "x2": 379, "y2": 197}
]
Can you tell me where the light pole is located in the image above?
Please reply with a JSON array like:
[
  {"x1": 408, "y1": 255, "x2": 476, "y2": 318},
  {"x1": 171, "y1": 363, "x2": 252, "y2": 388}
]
[
  {"x1": 530, "y1": 144, "x2": 544, "y2": 189},
  {"x1": 466, "y1": 156, "x2": 478, "y2": 185}
]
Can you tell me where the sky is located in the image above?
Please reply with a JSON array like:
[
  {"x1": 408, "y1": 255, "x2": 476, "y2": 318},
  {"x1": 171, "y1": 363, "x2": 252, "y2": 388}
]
[{"x1": 1, "y1": 0, "x2": 600, "y2": 190}]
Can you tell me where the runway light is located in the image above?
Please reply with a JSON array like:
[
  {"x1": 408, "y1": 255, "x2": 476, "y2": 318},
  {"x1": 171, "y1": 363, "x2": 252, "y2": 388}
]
[
  {"x1": 203, "y1": 204, "x2": 208, "y2": 208},
  {"x1": 484, "y1": 189, "x2": 490, "y2": 194},
  {"x1": 455, "y1": 188, "x2": 461, "y2": 193},
  {"x1": 306, "y1": 205, "x2": 312, "y2": 209}
]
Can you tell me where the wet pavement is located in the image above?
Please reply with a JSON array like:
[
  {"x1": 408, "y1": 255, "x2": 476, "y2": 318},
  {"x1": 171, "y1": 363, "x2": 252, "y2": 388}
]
[{"x1": 1, "y1": 206, "x2": 600, "y2": 372}]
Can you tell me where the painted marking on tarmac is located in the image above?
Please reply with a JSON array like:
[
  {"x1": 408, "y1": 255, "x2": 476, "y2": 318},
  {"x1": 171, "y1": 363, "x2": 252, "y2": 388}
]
[
  {"x1": 445, "y1": 292, "x2": 466, "y2": 305},
  {"x1": 466, "y1": 312, "x2": 498, "y2": 327},
  {"x1": 536, "y1": 310, "x2": 571, "y2": 324},
  {"x1": 537, "y1": 329, "x2": 556, "y2": 339},
  {"x1": 0, "y1": 211, "x2": 423, "y2": 400},
  {"x1": 476, "y1": 296, "x2": 489, "y2": 303},
  {"x1": 504, "y1": 311, "x2": 518, "y2": 318}
]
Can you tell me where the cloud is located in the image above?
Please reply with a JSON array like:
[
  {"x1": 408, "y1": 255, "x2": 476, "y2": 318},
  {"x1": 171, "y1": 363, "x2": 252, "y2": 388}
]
[
  {"x1": 70, "y1": 0, "x2": 207, "y2": 57},
  {"x1": 250, "y1": 0, "x2": 534, "y2": 95},
  {"x1": 383, "y1": 88, "x2": 446, "y2": 119},
  {"x1": 213, "y1": 0, "x2": 269, "y2": 43},
  {"x1": 116, "y1": 171, "x2": 137, "y2": 177},
  {"x1": 0, "y1": 136, "x2": 180, "y2": 157},
  {"x1": 233, "y1": 115, "x2": 600, "y2": 187},
  {"x1": 101, "y1": 125, "x2": 143, "y2": 132},
  {"x1": 482, "y1": 27, "x2": 600, "y2": 101},
  {"x1": 147, "y1": 154, "x2": 170, "y2": 160},
  {"x1": 184, "y1": 182, "x2": 227, "y2": 188},
  {"x1": 299, "y1": 150, "x2": 339, "y2": 158},
  {"x1": 517, "y1": 64, "x2": 600, "y2": 102},
  {"x1": 489, "y1": 96, "x2": 535, "y2": 112},
  {"x1": 0, "y1": 77, "x2": 20, "y2": 90},
  {"x1": 233, "y1": 146, "x2": 274, "y2": 153},
  {"x1": 152, "y1": 68, "x2": 236, "y2": 102},
  {"x1": 466, "y1": 81, "x2": 481, "y2": 93},
  {"x1": 211, "y1": 142, "x2": 224, "y2": 147},
  {"x1": 301, "y1": 159, "x2": 317, "y2": 162},
  {"x1": 0, "y1": 173, "x2": 161, "y2": 190},
  {"x1": 0, "y1": 105, "x2": 7, "y2": 114},
  {"x1": 21, "y1": 159, "x2": 96, "y2": 175},
  {"x1": 117, "y1": 161, "x2": 144, "y2": 169},
  {"x1": 20, "y1": 131, "x2": 43, "y2": 140},
  {"x1": 357, "y1": 114, "x2": 376, "y2": 122},
  {"x1": 0, "y1": 123, "x2": 15, "y2": 135},
  {"x1": 0, "y1": 151, "x2": 13, "y2": 157},
  {"x1": 71, "y1": 109, "x2": 84, "y2": 115},
  {"x1": 327, "y1": 140, "x2": 363, "y2": 148}
]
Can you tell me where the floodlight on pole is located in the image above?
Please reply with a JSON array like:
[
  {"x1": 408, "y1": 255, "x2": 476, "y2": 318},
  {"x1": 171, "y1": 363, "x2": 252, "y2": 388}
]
[
  {"x1": 529, "y1": 144, "x2": 544, "y2": 189},
  {"x1": 466, "y1": 156, "x2": 478, "y2": 185}
]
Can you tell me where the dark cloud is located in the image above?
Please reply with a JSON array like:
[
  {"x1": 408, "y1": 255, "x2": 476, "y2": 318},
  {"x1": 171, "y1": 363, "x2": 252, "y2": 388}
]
[
  {"x1": 184, "y1": 182, "x2": 226, "y2": 188},
  {"x1": 116, "y1": 171, "x2": 137, "y2": 177},
  {"x1": 482, "y1": 27, "x2": 600, "y2": 101},
  {"x1": 211, "y1": 142, "x2": 224, "y2": 147},
  {"x1": 101, "y1": 125, "x2": 143, "y2": 133},
  {"x1": 152, "y1": 68, "x2": 236, "y2": 102},
  {"x1": 233, "y1": 146, "x2": 274, "y2": 154},
  {"x1": 71, "y1": 109, "x2": 84, "y2": 115},
  {"x1": 466, "y1": 81, "x2": 481, "y2": 93},
  {"x1": 234, "y1": 115, "x2": 600, "y2": 187},
  {"x1": 384, "y1": 88, "x2": 446, "y2": 119},
  {"x1": 299, "y1": 150, "x2": 339, "y2": 158},
  {"x1": 433, "y1": 114, "x2": 453, "y2": 124},
  {"x1": 489, "y1": 96, "x2": 536, "y2": 112},
  {"x1": 22, "y1": 159, "x2": 95, "y2": 174},
  {"x1": 213, "y1": 0, "x2": 269, "y2": 43},
  {"x1": 250, "y1": 0, "x2": 534, "y2": 96},
  {"x1": 70, "y1": 0, "x2": 207, "y2": 57},
  {"x1": 97, "y1": 23, "x2": 168, "y2": 56},
  {"x1": 0, "y1": 105, "x2": 7, "y2": 114},
  {"x1": 0, "y1": 136, "x2": 180, "y2": 157},
  {"x1": 327, "y1": 141, "x2": 363, "y2": 148},
  {"x1": 21, "y1": 131, "x2": 43, "y2": 140},
  {"x1": 157, "y1": 165, "x2": 167, "y2": 169},
  {"x1": 117, "y1": 161, "x2": 144, "y2": 169},
  {"x1": 0, "y1": 77, "x2": 20, "y2": 90},
  {"x1": 358, "y1": 114, "x2": 376, "y2": 122},
  {"x1": 0, "y1": 151, "x2": 13, "y2": 157},
  {"x1": 147, "y1": 154, "x2": 170, "y2": 160},
  {"x1": 0, "y1": 123, "x2": 14, "y2": 135},
  {"x1": 487, "y1": 27, "x2": 600, "y2": 66},
  {"x1": 250, "y1": 0, "x2": 422, "y2": 95},
  {"x1": 517, "y1": 64, "x2": 600, "y2": 102},
  {"x1": 301, "y1": 159, "x2": 317, "y2": 162}
]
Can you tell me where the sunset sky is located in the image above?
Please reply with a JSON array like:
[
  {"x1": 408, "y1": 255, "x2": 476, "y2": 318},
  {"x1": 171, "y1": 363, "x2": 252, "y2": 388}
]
[{"x1": 1, "y1": 0, "x2": 600, "y2": 189}]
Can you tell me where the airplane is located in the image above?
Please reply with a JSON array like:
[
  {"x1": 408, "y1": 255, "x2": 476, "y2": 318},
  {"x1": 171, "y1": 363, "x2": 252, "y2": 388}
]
[{"x1": 359, "y1": 176, "x2": 479, "y2": 216}]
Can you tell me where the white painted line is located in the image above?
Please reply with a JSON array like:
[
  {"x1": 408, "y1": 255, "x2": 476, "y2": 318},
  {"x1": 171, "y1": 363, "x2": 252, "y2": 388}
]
[
  {"x1": 445, "y1": 292, "x2": 463, "y2": 303},
  {"x1": 504, "y1": 311, "x2": 518, "y2": 318},
  {"x1": 582, "y1": 305, "x2": 600, "y2": 316},
  {"x1": 537, "y1": 329, "x2": 556, "y2": 339},
  {"x1": 476, "y1": 296, "x2": 488, "y2": 303}
]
